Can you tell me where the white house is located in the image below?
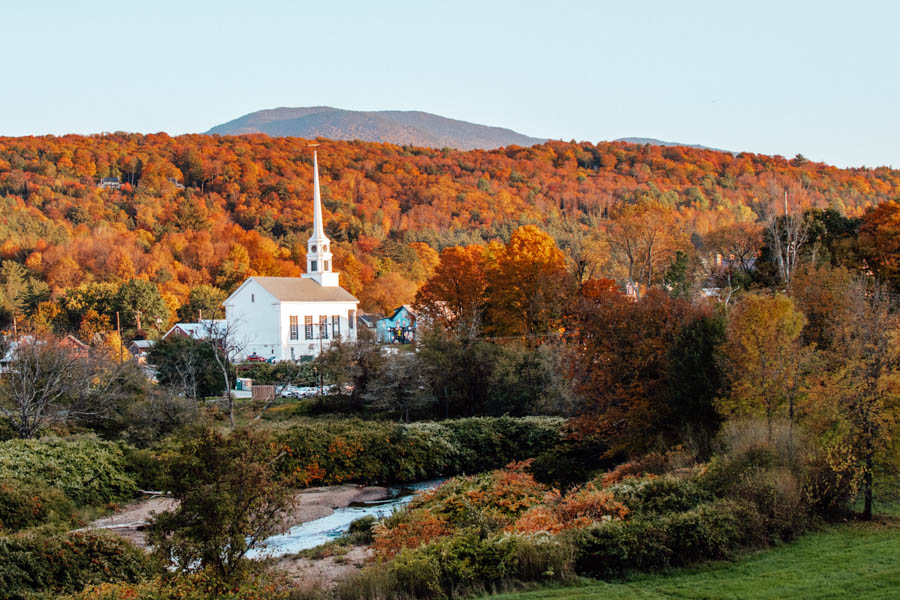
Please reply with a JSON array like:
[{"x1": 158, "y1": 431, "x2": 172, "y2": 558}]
[{"x1": 224, "y1": 151, "x2": 359, "y2": 361}]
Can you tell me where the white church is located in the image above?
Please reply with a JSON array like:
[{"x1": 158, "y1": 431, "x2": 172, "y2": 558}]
[{"x1": 224, "y1": 151, "x2": 359, "y2": 361}]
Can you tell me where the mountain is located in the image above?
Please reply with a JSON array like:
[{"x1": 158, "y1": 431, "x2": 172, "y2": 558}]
[
  {"x1": 615, "y1": 137, "x2": 734, "y2": 154},
  {"x1": 205, "y1": 107, "x2": 546, "y2": 150}
]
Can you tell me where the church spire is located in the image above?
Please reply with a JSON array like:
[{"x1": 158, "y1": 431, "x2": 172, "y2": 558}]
[
  {"x1": 302, "y1": 147, "x2": 340, "y2": 287},
  {"x1": 312, "y1": 150, "x2": 326, "y2": 239}
]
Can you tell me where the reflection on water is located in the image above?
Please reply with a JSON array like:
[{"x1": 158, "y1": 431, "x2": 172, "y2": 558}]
[{"x1": 248, "y1": 479, "x2": 443, "y2": 559}]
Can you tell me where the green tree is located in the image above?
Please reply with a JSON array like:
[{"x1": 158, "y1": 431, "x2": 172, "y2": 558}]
[
  {"x1": 176, "y1": 284, "x2": 227, "y2": 322},
  {"x1": 664, "y1": 250, "x2": 691, "y2": 298},
  {"x1": 147, "y1": 427, "x2": 294, "y2": 581},
  {"x1": 115, "y1": 279, "x2": 169, "y2": 336},
  {"x1": 666, "y1": 313, "x2": 726, "y2": 457}
]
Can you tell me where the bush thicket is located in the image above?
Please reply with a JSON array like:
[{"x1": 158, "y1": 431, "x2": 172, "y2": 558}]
[
  {"x1": 0, "y1": 437, "x2": 137, "y2": 507},
  {"x1": 0, "y1": 530, "x2": 154, "y2": 599}
]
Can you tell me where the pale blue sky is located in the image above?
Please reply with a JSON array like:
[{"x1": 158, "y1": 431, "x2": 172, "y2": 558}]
[{"x1": 1, "y1": 1, "x2": 897, "y2": 168}]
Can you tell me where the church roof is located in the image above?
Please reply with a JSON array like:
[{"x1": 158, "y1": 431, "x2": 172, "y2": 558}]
[{"x1": 250, "y1": 276, "x2": 358, "y2": 303}]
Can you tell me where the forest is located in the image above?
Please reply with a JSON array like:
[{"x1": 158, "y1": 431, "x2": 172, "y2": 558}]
[{"x1": 1, "y1": 132, "x2": 899, "y2": 340}]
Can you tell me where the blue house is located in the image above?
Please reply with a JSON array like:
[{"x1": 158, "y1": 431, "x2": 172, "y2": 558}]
[{"x1": 376, "y1": 305, "x2": 416, "y2": 344}]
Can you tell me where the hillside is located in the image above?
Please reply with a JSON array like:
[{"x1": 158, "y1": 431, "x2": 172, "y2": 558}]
[
  {"x1": 0, "y1": 133, "x2": 898, "y2": 329},
  {"x1": 205, "y1": 106, "x2": 546, "y2": 150}
]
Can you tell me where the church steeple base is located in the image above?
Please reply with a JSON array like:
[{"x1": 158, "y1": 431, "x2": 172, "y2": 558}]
[{"x1": 302, "y1": 271, "x2": 340, "y2": 287}]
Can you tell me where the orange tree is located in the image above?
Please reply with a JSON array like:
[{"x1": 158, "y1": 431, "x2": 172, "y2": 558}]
[
  {"x1": 859, "y1": 200, "x2": 900, "y2": 291},
  {"x1": 485, "y1": 225, "x2": 574, "y2": 339}
]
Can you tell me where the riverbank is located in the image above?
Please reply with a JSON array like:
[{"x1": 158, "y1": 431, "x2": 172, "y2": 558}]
[{"x1": 87, "y1": 484, "x2": 391, "y2": 549}]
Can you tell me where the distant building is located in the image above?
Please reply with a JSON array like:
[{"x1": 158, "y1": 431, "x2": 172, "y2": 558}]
[
  {"x1": 128, "y1": 339, "x2": 155, "y2": 363},
  {"x1": 59, "y1": 335, "x2": 90, "y2": 357},
  {"x1": 98, "y1": 177, "x2": 121, "y2": 189},
  {"x1": 377, "y1": 305, "x2": 416, "y2": 344},
  {"x1": 224, "y1": 150, "x2": 359, "y2": 362},
  {"x1": 357, "y1": 313, "x2": 382, "y2": 333},
  {"x1": 161, "y1": 320, "x2": 227, "y2": 341},
  {"x1": 167, "y1": 177, "x2": 186, "y2": 189}
]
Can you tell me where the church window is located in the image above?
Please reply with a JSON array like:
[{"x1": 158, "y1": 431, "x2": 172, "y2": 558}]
[
  {"x1": 311, "y1": 245, "x2": 317, "y2": 253},
  {"x1": 251, "y1": 294, "x2": 255, "y2": 303},
  {"x1": 323, "y1": 244, "x2": 328, "y2": 252},
  {"x1": 289, "y1": 315, "x2": 298, "y2": 340},
  {"x1": 319, "y1": 315, "x2": 329, "y2": 339},
  {"x1": 311, "y1": 260, "x2": 318, "y2": 272},
  {"x1": 332, "y1": 315, "x2": 340, "y2": 337},
  {"x1": 323, "y1": 260, "x2": 329, "y2": 271},
  {"x1": 349, "y1": 310, "x2": 355, "y2": 329},
  {"x1": 304, "y1": 316, "x2": 313, "y2": 339}
]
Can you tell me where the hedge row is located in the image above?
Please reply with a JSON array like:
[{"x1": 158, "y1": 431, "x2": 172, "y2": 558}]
[{"x1": 275, "y1": 417, "x2": 564, "y2": 486}]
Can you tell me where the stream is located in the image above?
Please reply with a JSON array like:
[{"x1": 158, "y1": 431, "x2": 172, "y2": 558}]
[{"x1": 248, "y1": 479, "x2": 443, "y2": 559}]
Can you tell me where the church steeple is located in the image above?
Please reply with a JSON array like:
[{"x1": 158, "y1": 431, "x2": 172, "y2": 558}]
[{"x1": 302, "y1": 149, "x2": 340, "y2": 287}]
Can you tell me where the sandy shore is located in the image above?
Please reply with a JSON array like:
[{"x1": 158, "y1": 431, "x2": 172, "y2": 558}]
[{"x1": 87, "y1": 484, "x2": 390, "y2": 549}]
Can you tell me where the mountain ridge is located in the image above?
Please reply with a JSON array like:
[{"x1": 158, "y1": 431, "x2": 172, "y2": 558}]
[{"x1": 206, "y1": 106, "x2": 546, "y2": 150}]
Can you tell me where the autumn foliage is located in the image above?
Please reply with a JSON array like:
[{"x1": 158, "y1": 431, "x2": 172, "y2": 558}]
[{"x1": 1, "y1": 133, "x2": 898, "y2": 337}]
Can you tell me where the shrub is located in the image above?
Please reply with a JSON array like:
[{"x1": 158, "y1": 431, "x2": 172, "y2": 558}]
[
  {"x1": 372, "y1": 509, "x2": 451, "y2": 559},
  {"x1": 530, "y1": 438, "x2": 612, "y2": 489},
  {"x1": 659, "y1": 499, "x2": 766, "y2": 566},
  {"x1": 0, "y1": 479, "x2": 75, "y2": 532},
  {"x1": 570, "y1": 519, "x2": 671, "y2": 578},
  {"x1": 0, "y1": 530, "x2": 155, "y2": 598},
  {"x1": 70, "y1": 569, "x2": 306, "y2": 600},
  {"x1": 0, "y1": 437, "x2": 137, "y2": 507},
  {"x1": 724, "y1": 467, "x2": 809, "y2": 540},
  {"x1": 607, "y1": 474, "x2": 712, "y2": 515},
  {"x1": 339, "y1": 532, "x2": 573, "y2": 600},
  {"x1": 347, "y1": 515, "x2": 377, "y2": 544},
  {"x1": 509, "y1": 483, "x2": 629, "y2": 534},
  {"x1": 571, "y1": 499, "x2": 767, "y2": 578}
]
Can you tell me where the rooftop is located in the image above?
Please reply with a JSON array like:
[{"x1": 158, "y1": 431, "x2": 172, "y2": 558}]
[{"x1": 249, "y1": 277, "x2": 358, "y2": 303}]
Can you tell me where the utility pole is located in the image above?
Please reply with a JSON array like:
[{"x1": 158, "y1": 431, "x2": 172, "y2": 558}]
[{"x1": 12, "y1": 314, "x2": 18, "y2": 343}]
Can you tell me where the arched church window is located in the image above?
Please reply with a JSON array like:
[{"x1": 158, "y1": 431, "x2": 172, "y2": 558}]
[
  {"x1": 323, "y1": 244, "x2": 329, "y2": 252},
  {"x1": 311, "y1": 245, "x2": 317, "y2": 253}
]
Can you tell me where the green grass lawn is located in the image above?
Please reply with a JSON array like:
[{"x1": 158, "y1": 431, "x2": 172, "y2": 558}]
[{"x1": 491, "y1": 516, "x2": 900, "y2": 600}]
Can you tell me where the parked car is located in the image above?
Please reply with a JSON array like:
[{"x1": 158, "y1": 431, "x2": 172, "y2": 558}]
[{"x1": 246, "y1": 353, "x2": 267, "y2": 363}]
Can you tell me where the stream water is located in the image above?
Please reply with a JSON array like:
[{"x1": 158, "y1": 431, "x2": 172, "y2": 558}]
[{"x1": 247, "y1": 479, "x2": 443, "y2": 559}]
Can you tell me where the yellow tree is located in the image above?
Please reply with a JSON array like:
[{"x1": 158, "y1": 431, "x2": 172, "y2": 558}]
[
  {"x1": 718, "y1": 293, "x2": 809, "y2": 439},
  {"x1": 809, "y1": 282, "x2": 900, "y2": 520},
  {"x1": 486, "y1": 225, "x2": 572, "y2": 339}
]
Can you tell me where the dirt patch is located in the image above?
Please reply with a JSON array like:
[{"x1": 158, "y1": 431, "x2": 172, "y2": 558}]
[
  {"x1": 85, "y1": 484, "x2": 390, "y2": 550},
  {"x1": 274, "y1": 546, "x2": 372, "y2": 589}
]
